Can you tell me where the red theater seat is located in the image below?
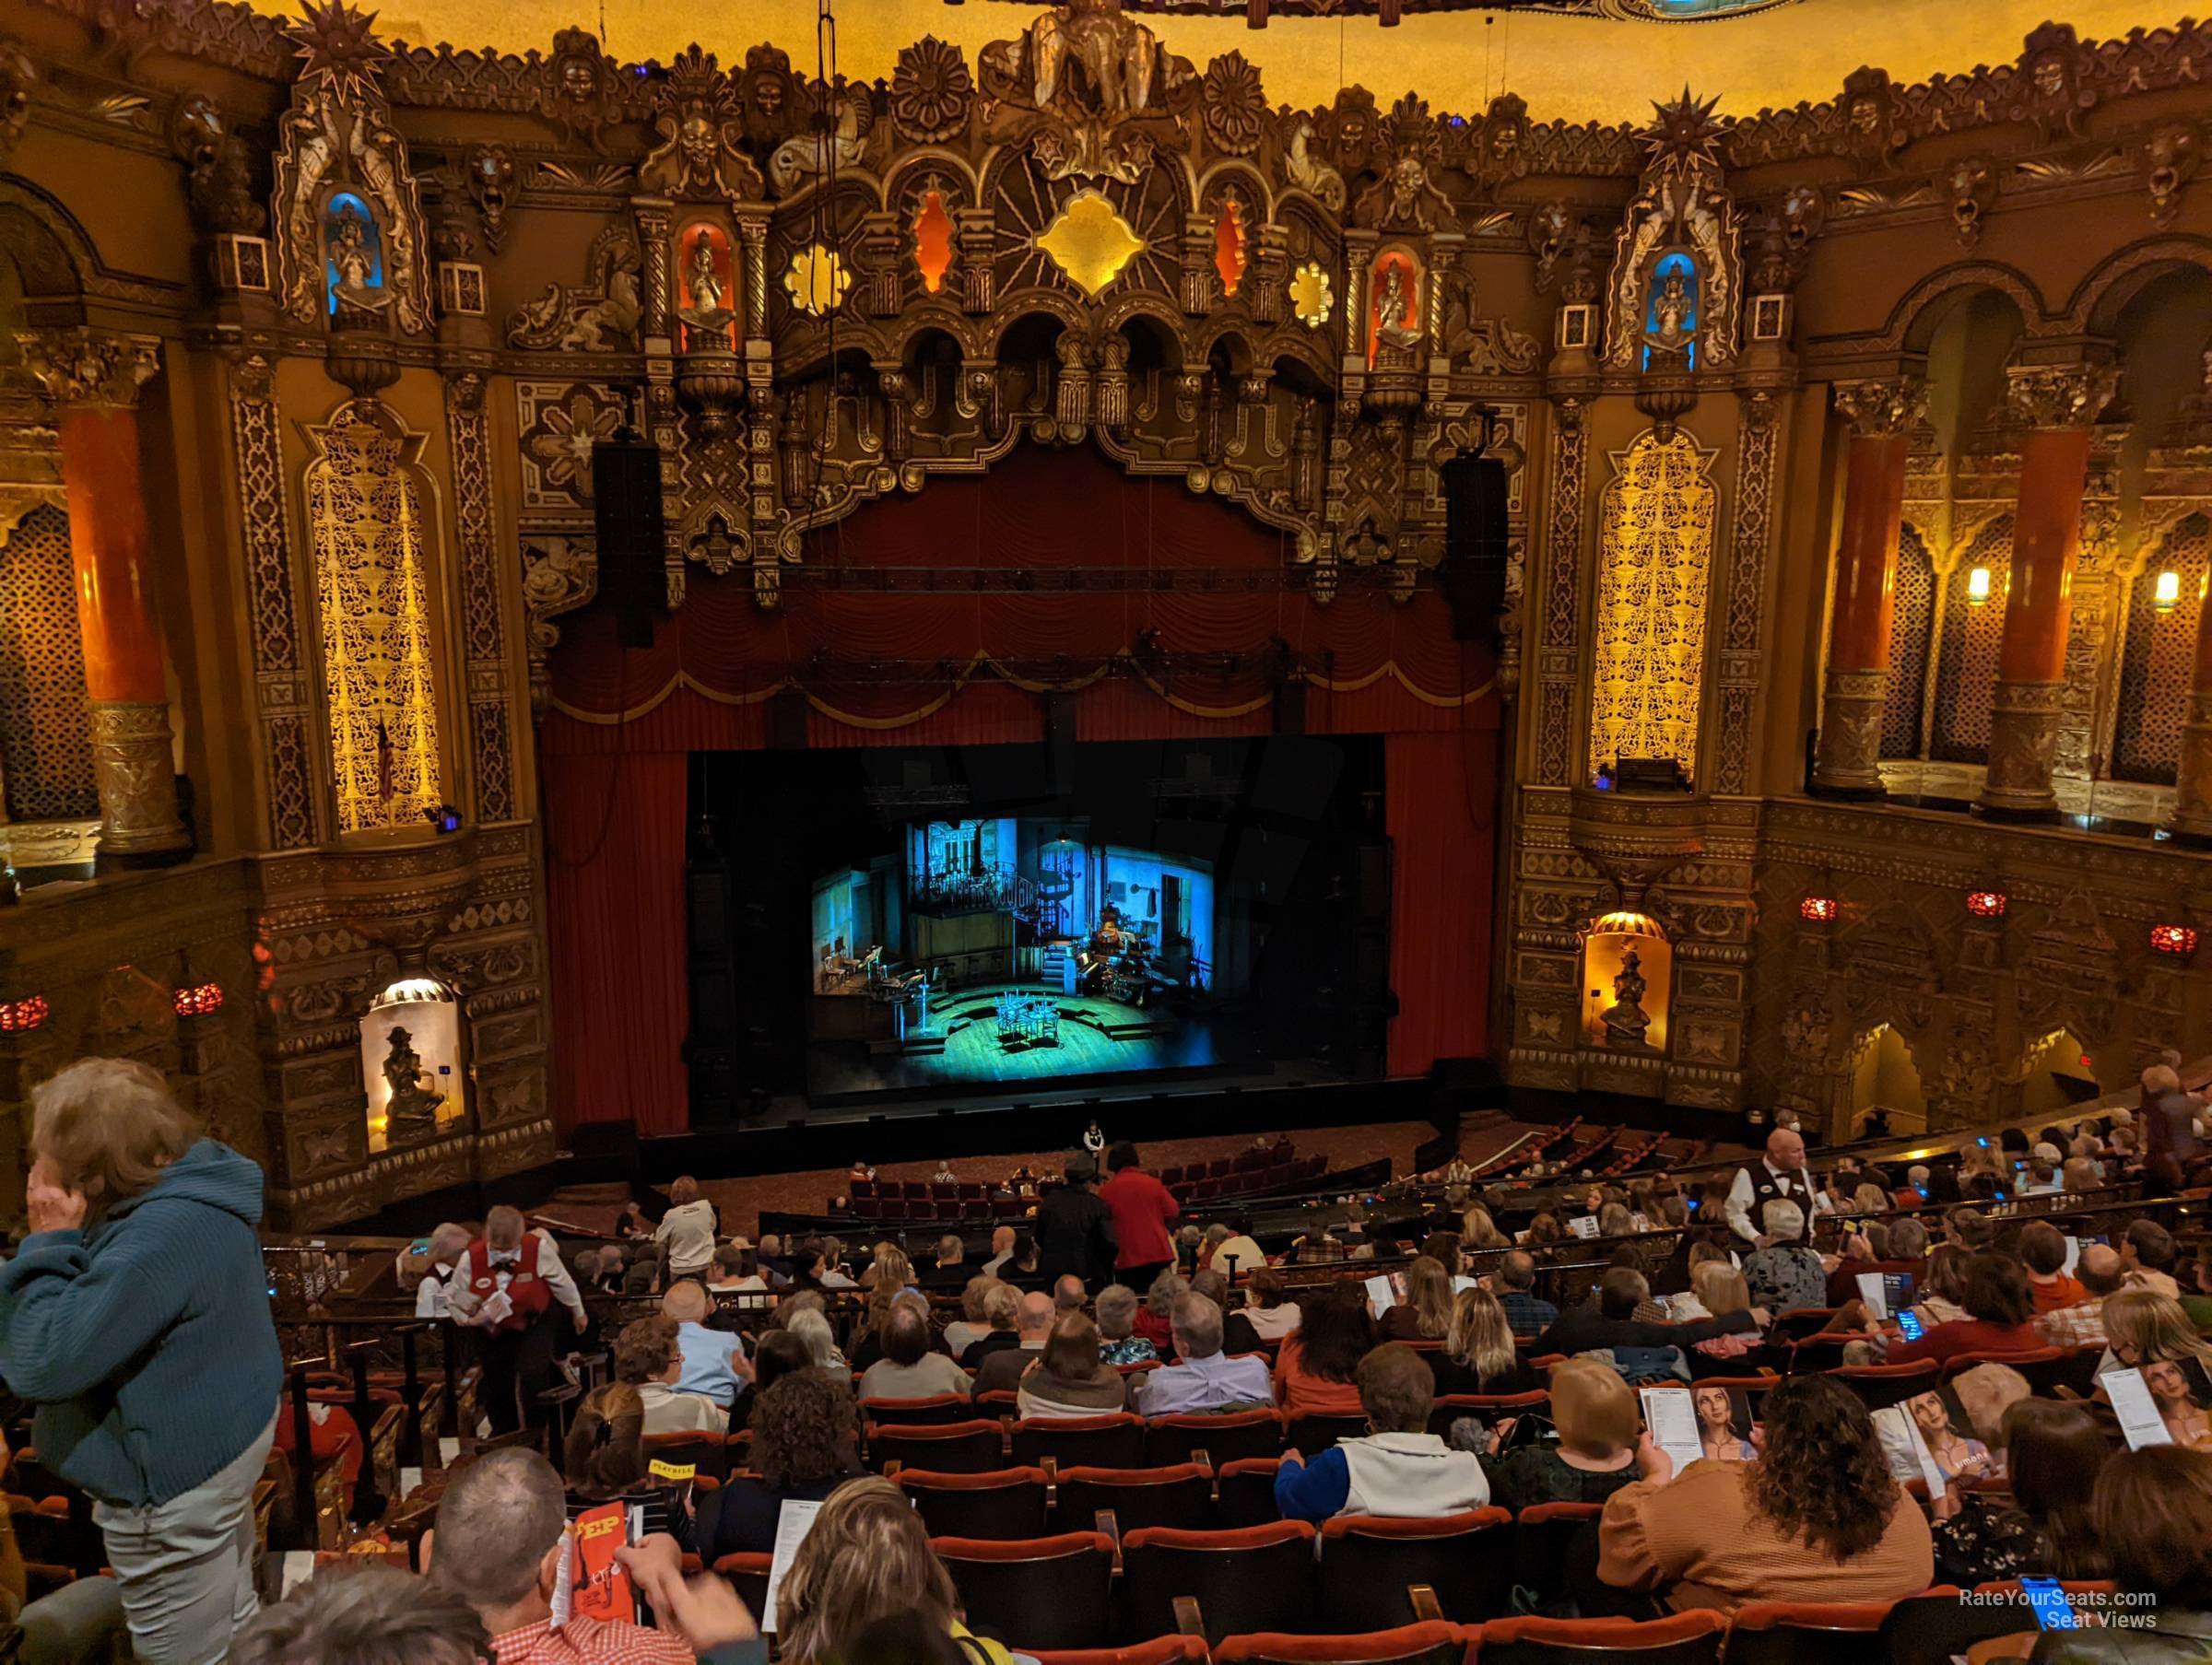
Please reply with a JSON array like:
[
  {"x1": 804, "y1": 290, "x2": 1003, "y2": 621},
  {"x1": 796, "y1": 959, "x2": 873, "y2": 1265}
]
[
  {"x1": 1214, "y1": 1621, "x2": 1467, "y2": 1665},
  {"x1": 1123, "y1": 1521, "x2": 1318, "y2": 1642},
  {"x1": 1724, "y1": 1601, "x2": 1893, "y2": 1665},
  {"x1": 1473, "y1": 1612, "x2": 1725, "y2": 1663},
  {"x1": 868, "y1": 1419, "x2": 1006, "y2": 1474},
  {"x1": 1829, "y1": 1361, "x2": 1940, "y2": 1409},
  {"x1": 1318, "y1": 1510, "x2": 1513, "y2": 1629},
  {"x1": 1146, "y1": 1408, "x2": 1285, "y2": 1466},
  {"x1": 1216, "y1": 1456, "x2": 1285, "y2": 1527},
  {"x1": 1507, "y1": 1503, "x2": 1601, "y2": 1612},
  {"x1": 896, "y1": 1466, "x2": 1049, "y2": 1539},
  {"x1": 1031, "y1": 1639, "x2": 1208, "y2": 1665},
  {"x1": 1427, "y1": 1391, "x2": 1547, "y2": 1437},
  {"x1": 1057, "y1": 1462, "x2": 1217, "y2": 1533},
  {"x1": 861, "y1": 1394, "x2": 973, "y2": 1426},
  {"x1": 933, "y1": 1532, "x2": 1115, "y2": 1653},
  {"x1": 1011, "y1": 1413, "x2": 1147, "y2": 1471}
]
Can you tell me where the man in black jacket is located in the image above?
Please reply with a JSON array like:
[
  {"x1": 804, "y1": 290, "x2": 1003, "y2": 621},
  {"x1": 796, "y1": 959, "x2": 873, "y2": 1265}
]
[
  {"x1": 1530, "y1": 1267, "x2": 1768, "y2": 1358},
  {"x1": 1034, "y1": 1156, "x2": 1116, "y2": 1293}
]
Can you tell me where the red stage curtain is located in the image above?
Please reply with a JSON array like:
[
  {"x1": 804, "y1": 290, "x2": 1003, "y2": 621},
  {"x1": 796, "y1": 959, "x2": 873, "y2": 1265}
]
[
  {"x1": 1385, "y1": 729, "x2": 1496, "y2": 1077},
  {"x1": 541, "y1": 748, "x2": 692, "y2": 1134}
]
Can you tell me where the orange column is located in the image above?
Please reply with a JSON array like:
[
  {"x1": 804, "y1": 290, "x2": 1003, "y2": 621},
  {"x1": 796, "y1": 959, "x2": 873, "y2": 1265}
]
[
  {"x1": 1977, "y1": 359, "x2": 2117, "y2": 821},
  {"x1": 1813, "y1": 377, "x2": 1924, "y2": 797},
  {"x1": 18, "y1": 328, "x2": 191, "y2": 865},
  {"x1": 2171, "y1": 578, "x2": 2212, "y2": 844}
]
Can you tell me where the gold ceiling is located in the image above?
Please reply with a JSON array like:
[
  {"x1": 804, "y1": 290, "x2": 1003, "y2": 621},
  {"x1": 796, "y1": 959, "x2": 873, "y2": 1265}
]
[{"x1": 342, "y1": 0, "x2": 2183, "y2": 126}]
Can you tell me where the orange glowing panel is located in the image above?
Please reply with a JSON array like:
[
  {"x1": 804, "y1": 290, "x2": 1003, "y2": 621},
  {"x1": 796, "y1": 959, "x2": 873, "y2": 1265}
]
[
  {"x1": 1213, "y1": 198, "x2": 1247, "y2": 299},
  {"x1": 913, "y1": 189, "x2": 955, "y2": 295},
  {"x1": 1799, "y1": 896, "x2": 1838, "y2": 923},
  {"x1": 1965, "y1": 890, "x2": 2006, "y2": 918},
  {"x1": 2151, "y1": 923, "x2": 2198, "y2": 956},
  {"x1": 0, "y1": 995, "x2": 49, "y2": 1032},
  {"x1": 173, "y1": 981, "x2": 226, "y2": 1016}
]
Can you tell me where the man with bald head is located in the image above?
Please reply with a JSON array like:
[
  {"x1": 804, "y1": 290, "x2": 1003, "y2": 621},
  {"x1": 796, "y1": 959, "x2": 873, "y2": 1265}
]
[
  {"x1": 971, "y1": 1290, "x2": 1057, "y2": 1396},
  {"x1": 2038, "y1": 1242, "x2": 2123, "y2": 1350},
  {"x1": 1724, "y1": 1125, "x2": 1817, "y2": 1246},
  {"x1": 1053, "y1": 1273, "x2": 1088, "y2": 1313}
]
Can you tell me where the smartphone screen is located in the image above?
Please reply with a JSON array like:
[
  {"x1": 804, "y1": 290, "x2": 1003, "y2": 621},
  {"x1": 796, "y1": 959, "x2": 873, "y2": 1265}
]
[
  {"x1": 1895, "y1": 1308, "x2": 1925, "y2": 1343},
  {"x1": 2020, "y1": 1577, "x2": 2078, "y2": 1631}
]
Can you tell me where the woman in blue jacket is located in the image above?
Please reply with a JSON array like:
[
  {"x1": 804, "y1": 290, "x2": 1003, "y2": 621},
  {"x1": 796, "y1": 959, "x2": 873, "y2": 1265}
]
[{"x1": 0, "y1": 1057, "x2": 283, "y2": 1665}]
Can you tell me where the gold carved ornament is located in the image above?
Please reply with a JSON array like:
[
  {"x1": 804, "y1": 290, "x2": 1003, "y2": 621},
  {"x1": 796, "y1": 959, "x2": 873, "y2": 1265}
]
[
  {"x1": 1587, "y1": 431, "x2": 1717, "y2": 782},
  {"x1": 303, "y1": 408, "x2": 445, "y2": 833}
]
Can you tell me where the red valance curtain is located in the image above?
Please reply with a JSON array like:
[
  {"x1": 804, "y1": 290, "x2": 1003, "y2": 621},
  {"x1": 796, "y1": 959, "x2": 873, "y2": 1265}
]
[{"x1": 539, "y1": 446, "x2": 1500, "y2": 1134}]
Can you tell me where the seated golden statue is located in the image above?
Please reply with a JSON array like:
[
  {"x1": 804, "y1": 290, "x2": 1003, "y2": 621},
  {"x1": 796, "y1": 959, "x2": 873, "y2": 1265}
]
[
  {"x1": 381, "y1": 1025, "x2": 444, "y2": 1140},
  {"x1": 1599, "y1": 948, "x2": 1654, "y2": 1049}
]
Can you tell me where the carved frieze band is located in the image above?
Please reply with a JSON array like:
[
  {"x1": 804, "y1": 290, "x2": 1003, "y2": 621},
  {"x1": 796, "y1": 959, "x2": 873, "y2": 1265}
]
[
  {"x1": 227, "y1": 354, "x2": 319, "y2": 850},
  {"x1": 1713, "y1": 394, "x2": 1781, "y2": 795},
  {"x1": 445, "y1": 375, "x2": 517, "y2": 823},
  {"x1": 1534, "y1": 403, "x2": 1588, "y2": 787}
]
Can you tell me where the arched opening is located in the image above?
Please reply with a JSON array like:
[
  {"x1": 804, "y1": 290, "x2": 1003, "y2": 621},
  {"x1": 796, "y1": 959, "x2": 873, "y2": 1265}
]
[
  {"x1": 1844, "y1": 1023, "x2": 1926, "y2": 1138},
  {"x1": 2113, "y1": 510, "x2": 2209, "y2": 782},
  {"x1": 1581, "y1": 909, "x2": 1670, "y2": 1055},
  {"x1": 1879, "y1": 522, "x2": 1936, "y2": 759},
  {"x1": 1931, "y1": 512, "x2": 2012, "y2": 762},
  {"x1": 2017, "y1": 1027, "x2": 2102, "y2": 1118},
  {"x1": 361, "y1": 974, "x2": 467, "y2": 1153}
]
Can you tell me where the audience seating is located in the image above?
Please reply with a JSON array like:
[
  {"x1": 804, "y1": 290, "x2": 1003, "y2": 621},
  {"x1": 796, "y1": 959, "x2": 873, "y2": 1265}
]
[
  {"x1": 934, "y1": 1532, "x2": 1116, "y2": 1651},
  {"x1": 709, "y1": 1552, "x2": 771, "y2": 1621},
  {"x1": 1214, "y1": 1623, "x2": 1465, "y2": 1665},
  {"x1": 1146, "y1": 1410, "x2": 1285, "y2": 1467},
  {"x1": 1428, "y1": 1391, "x2": 1547, "y2": 1437},
  {"x1": 639, "y1": 1430, "x2": 728, "y2": 1483},
  {"x1": 1507, "y1": 1503, "x2": 1602, "y2": 1613},
  {"x1": 1057, "y1": 1463, "x2": 1217, "y2": 1534},
  {"x1": 1285, "y1": 1413, "x2": 1370, "y2": 1455},
  {"x1": 862, "y1": 1394, "x2": 975, "y2": 1426},
  {"x1": 1938, "y1": 1347, "x2": 2068, "y2": 1394},
  {"x1": 895, "y1": 1466, "x2": 1050, "y2": 1539},
  {"x1": 1827, "y1": 1362, "x2": 1939, "y2": 1410},
  {"x1": 1013, "y1": 1413, "x2": 1148, "y2": 1471},
  {"x1": 1474, "y1": 1612, "x2": 1725, "y2": 1664},
  {"x1": 1215, "y1": 1457, "x2": 1285, "y2": 1528},
  {"x1": 1122, "y1": 1521, "x2": 1318, "y2": 1644},
  {"x1": 869, "y1": 1419, "x2": 1006, "y2": 1474},
  {"x1": 1316, "y1": 1510, "x2": 1513, "y2": 1629},
  {"x1": 1870, "y1": 1587, "x2": 2016, "y2": 1662},
  {"x1": 1723, "y1": 1601, "x2": 1893, "y2": 1665},
  {"x1": 1031, "y1": 1638, "x2": 1208, "y2": 1665}
]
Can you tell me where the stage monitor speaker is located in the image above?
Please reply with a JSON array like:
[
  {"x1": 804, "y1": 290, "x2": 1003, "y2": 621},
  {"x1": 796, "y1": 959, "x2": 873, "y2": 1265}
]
[
  {"x1": 1273, "y1": 678, "x2": 1306, "y2": 735},
  {"x1": 767, "y1": 687, "x2": 810, "y2": 751},
  {"x1": 593, "y1": 428, "x2": 665, "y2": 650},
  {"x1": 1439, "y1": 452, "x2": 1510, "y2": 643}
]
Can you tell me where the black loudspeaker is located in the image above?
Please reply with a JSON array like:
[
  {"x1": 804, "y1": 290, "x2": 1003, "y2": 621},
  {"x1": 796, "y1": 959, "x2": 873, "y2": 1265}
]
[
  {"x1": 592, "y1": 428, "x2": 665, "y2": 650},
  {"x1": 1438, "y1": 452, "x2": 1510, "y2": 643},
  {"x1": 1273, "y1": 679, "x2": 1306, "y2": 735},
  {"x1": 683, "y1": 808, "x2": 742, "y2": 1126},
  {"x1": 766, "y1": 687, "x2": 810, "y2": 751}
]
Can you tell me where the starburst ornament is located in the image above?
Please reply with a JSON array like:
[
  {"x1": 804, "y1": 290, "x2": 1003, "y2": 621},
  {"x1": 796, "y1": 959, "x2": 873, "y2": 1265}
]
[{"x1": 285, "y1": 0, "x2": 395, "y2": 101}]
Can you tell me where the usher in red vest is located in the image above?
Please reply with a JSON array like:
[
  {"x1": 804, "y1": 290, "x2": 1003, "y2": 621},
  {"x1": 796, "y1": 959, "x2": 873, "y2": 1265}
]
[{"x1": 464, "y1": 1235, "x2": 553, "y2": 1332}]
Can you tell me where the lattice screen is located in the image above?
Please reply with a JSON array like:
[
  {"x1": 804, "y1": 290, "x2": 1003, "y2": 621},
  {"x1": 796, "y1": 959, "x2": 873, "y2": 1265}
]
[
  {"x1": 1881, "y1": 522, "x2": 1936, "y2": 758},
  {"x1": 2112, "y1": 512, "x2": 2210, "y2": 784},
  {"x1": 0, "y1": 504, "x2": 98, "y2": 823},
  {"x1": 1931, "y1": 515, "x2": 2013, "y2": 764}
]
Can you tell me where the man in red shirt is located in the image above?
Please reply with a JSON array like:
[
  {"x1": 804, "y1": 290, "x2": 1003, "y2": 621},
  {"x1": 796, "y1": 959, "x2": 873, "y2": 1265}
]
[{"x1": 1098, "y1": 1143, "x2": 1179, "y2": 1292}]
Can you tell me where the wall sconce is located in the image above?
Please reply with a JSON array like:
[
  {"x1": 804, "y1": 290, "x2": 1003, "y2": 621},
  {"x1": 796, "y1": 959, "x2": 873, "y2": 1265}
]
[
  {"x1": 173, "y1": 981, "x2": 225, "y2": 1017},
  {"x1": 1799, "y1": 896, "x2": 1839, "y2": 923},
  {"x1": 1964, "y1": 567, "x2": 1993, "y2": 605},
  {"x1": 2155, "y1": 570, "x2": 2183, "y2": 614},
  {"x1": 2151, "y1": 923, "x2": 2199, "y2": 956},
  {"x1": 1965, "y1": 889, "x2": 2007, "y2": 918},
  {"x1": 0, "y1": 995, "x2": 50, "y2": 1032}
]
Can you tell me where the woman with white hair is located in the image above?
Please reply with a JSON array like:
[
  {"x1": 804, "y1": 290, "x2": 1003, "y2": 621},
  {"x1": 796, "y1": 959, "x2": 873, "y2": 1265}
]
[
  {"x1": 786, "y1": 1306, "x2": 846, "y2": 1371},
  {"x1": 411, "y1": 1222, "x2": 474, "y2": 1318},
  {"x1": 1742, "y1": 1199, "x2": 1827, "y2": 1316},
  {"x1": 0, "y1": 1057, "x2": 283, "y2": 1664}
]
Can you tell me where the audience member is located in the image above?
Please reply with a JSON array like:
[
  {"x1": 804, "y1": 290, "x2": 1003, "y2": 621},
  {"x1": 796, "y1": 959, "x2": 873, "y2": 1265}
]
[
  {"x1": 747, "y1": 1330, "x2": 817, "y2": 1400},
  {"x1": 1919, "y1": 1243, "x2": 1976, "y2": 1325},
  {"x1": 1135, "y1": 1267, "x2": 1187, "y2": 1354},
  {"x1": 1053, "y1": 1272, "x2": 1087, "y2": 1313},
  {"x1": 1597, "y1": 1374, "x2": 1933, "y2": 1610},
  {"x1": 1380, "y1": 1255, "x2": 1454, "y2": 1342},
  {"x1": 704, "y1": 1242, "x2": 765, "y2": 1296},
  {"x1": 1034, "y1": 1157, "x2": 1116, "y2": 1291},
  {"x1": 560, "y1": 1383, "x2": 695, "y2": 1552},
  {"x1": 705, "y1": 1368, "x2": 861, "y2": 1559},
  {"x1": 1929, "y1": 1400, "x2": 2108, "y2": 1587},
  {"x1": 653, "y1": 1178, "x2": 718, "y2": 1281},
  {"x1": 2100, "y1": 1287, "x2": 2212, "y2": 1391},
  {"x1": 1724, "y1": 1128, "x2": 1816, "y2": 1245},
  {"x1": 944, "y1": 1276, "x2": 1000, "y2": 1358},
  {"x1": 448, "y1": 1205, "x2": 591, "y2": 1435},
  {"x1": 1231, "y1": 1268, "x2": 1302, "y2": 1348},
  {"x1": 2123, "y1": 1218, "x2": 2183, "y2": 1297},
  {"x1": 1208, "y1": 1217, "x2": 1266, "y2": 1280},
  {"x1": 2048, "y1": 1446, "x2": 2212, "y2": 1657},
  {"x1": 2141, "y1": 1062, "x2": 2205, "y2": 1168},
  {"x1": 2018, "y1": 1222, "x2": 2088, "y2": 1313},
  {"x1": 1274, "y1": 1284, "x2": 1372, "y2": 1418},
  {"x1": 2040, "y1": 1243, "x2": 2123, "y2": 1349},
  {"x1": 1274, "y1": 1344, "x2": 1488, "y2": 1521},
  {"x1": 1481, "y1": 1357, "x2": 1641, "y2": 1511},
  {"x1": 1432, "y1": 1287, "x2": 1539, "y2": 1397},
  {"x1": 425, "y1": 1448, "x2": 693, "y2": 1664},
  {"x1": 231, "y1": 1564, "x2": 487, "y2": 1665},
  {"x1": 0, "y1": 1058, "x2": 284, "y2": 1665},
  {"x1": 412, "y1": 1222, "x2": 472, "y2": 1318},
  {"x1": 979, "y1": 1225, "x2": 1018, "y2": 1279},
  {"x1": 1095, "y1": 1283, "x2": 1158, "y2": 1364},
  {"x1": 972, "y1": 1291, "x2": 1056, "y2": 1396},
  {"x1": 1888, "y1": 1252, "x2": 2043, "y2": 1366},
  {"x1": 615, "y1": 1316, "x2": 729, "y2": 1436},
  {"x1": 660, "y1": 1281, "x2": 750, "y2": 1406},
  {"x1": 785, "y1": 1307, "x2": 846, "y2": 1373},
  {"x1": 1531, "y1": 1267, "x2": 1762, "y2": 1358},
  {"x1": 773, "y1": 1478, "x2": 1016, "y2": 1665},
  {"x1": 857, "y1": 1299, "x2": 971, "y2": 1401},
  {"x1": 1017, "y1": 1312, "x2": 1133, "y2": 1418},
  {"x1": 1493, "y1": 1249, "x2": 1558, "y2": 1338},
  {"x1": 1135, "y1": 1294, "x2": 1273, "y2": 1413},
  {"x1": 1741, "y1": 1200, "x2": 1826, "y2": 1316},
  {"x1": 1461, "y1": 1206, "x2": 1512, "y2": 1251},
  {"x1": 1099, "y1": 1143, "x2": 1181, "y2": 1290},
  {"x1": 959, "y1": 1283, "x2": 1025, "y2": 1369}
]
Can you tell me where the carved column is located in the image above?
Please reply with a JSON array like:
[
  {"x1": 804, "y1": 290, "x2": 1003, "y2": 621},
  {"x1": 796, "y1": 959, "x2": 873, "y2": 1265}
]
[
  {"x1": 1712, "y1": 386, "x2": 1788, "y2": 795},
  {"x1": 1531, "y1": 393, "x2": 1591, "y2": 787},
  {"x1": 1812, "y1": 375, "x2": 1926, "y2": 797},
  {"x1": 16, "y1": 328, "x2": 191, "y2": 866},
  {"x1": 1978, "y1": 359, "x2": 2119, "y2": 820},
  {"x1": 443, "y1": 371, "x2": 517, "y2": 823},
  {"x1": 2170, "y1": 571, "x2": 2212, "y2": 844}
]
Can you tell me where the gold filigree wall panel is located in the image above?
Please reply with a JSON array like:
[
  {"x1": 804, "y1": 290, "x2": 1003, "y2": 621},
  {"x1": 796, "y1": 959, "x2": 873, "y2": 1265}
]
[
  {"x1": 1586, "y1": 430, "x2": 1717, "y2": 784},
  {"x1": 2112, "y1": 512, "x2": 2209, "y2": 785},
  {"x1": 1880, "y1": 522, "x2": 1936, "y2": 760},
  {"x1": 303, "y1": 401, "x2": 446, "y2": 834},
  {"x1": 0, "y1": 503, "x2": 98, "y2": 824},
  {"x1": 1931, "y1": 514, "x2": 2011, "y2": 765},
  {"x1": 445, "y1": 377, "x2": 518, "y2": 823}
]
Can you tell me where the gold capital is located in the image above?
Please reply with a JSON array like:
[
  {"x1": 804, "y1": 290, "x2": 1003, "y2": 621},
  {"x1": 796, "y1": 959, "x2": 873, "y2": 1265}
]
[
  {"x1": 17, "y1": 327, "x2": 162, "y2": 411},
  {"x1": 2003, "y1": 361, "x2": 2119, "y2": 431},
  {"x1": 1832, "y1": 376, "x2": 1928, "y2": 440}
]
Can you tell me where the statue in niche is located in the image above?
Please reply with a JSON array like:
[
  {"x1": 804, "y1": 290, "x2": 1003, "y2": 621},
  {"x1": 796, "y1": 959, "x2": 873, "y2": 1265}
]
[
  {"x1": 326, "y1": 202, "x2": 387, "y2": 314},
  {"x1": 381, "y1": 1024, "x2": 445, "y2": 1142},
  {"x1": 686, "y1": 228, "x2": 725, "y2": 317},
  {"x1": 1600, "y1": 948, "x2": 1654, "y2": 1049},
  {"x1": 1646, "y1": 271, "x2": 1692, "y2": 364},
  {"x1": 1373, "y1": 262, "x2": 1423, "y2": 353}
]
